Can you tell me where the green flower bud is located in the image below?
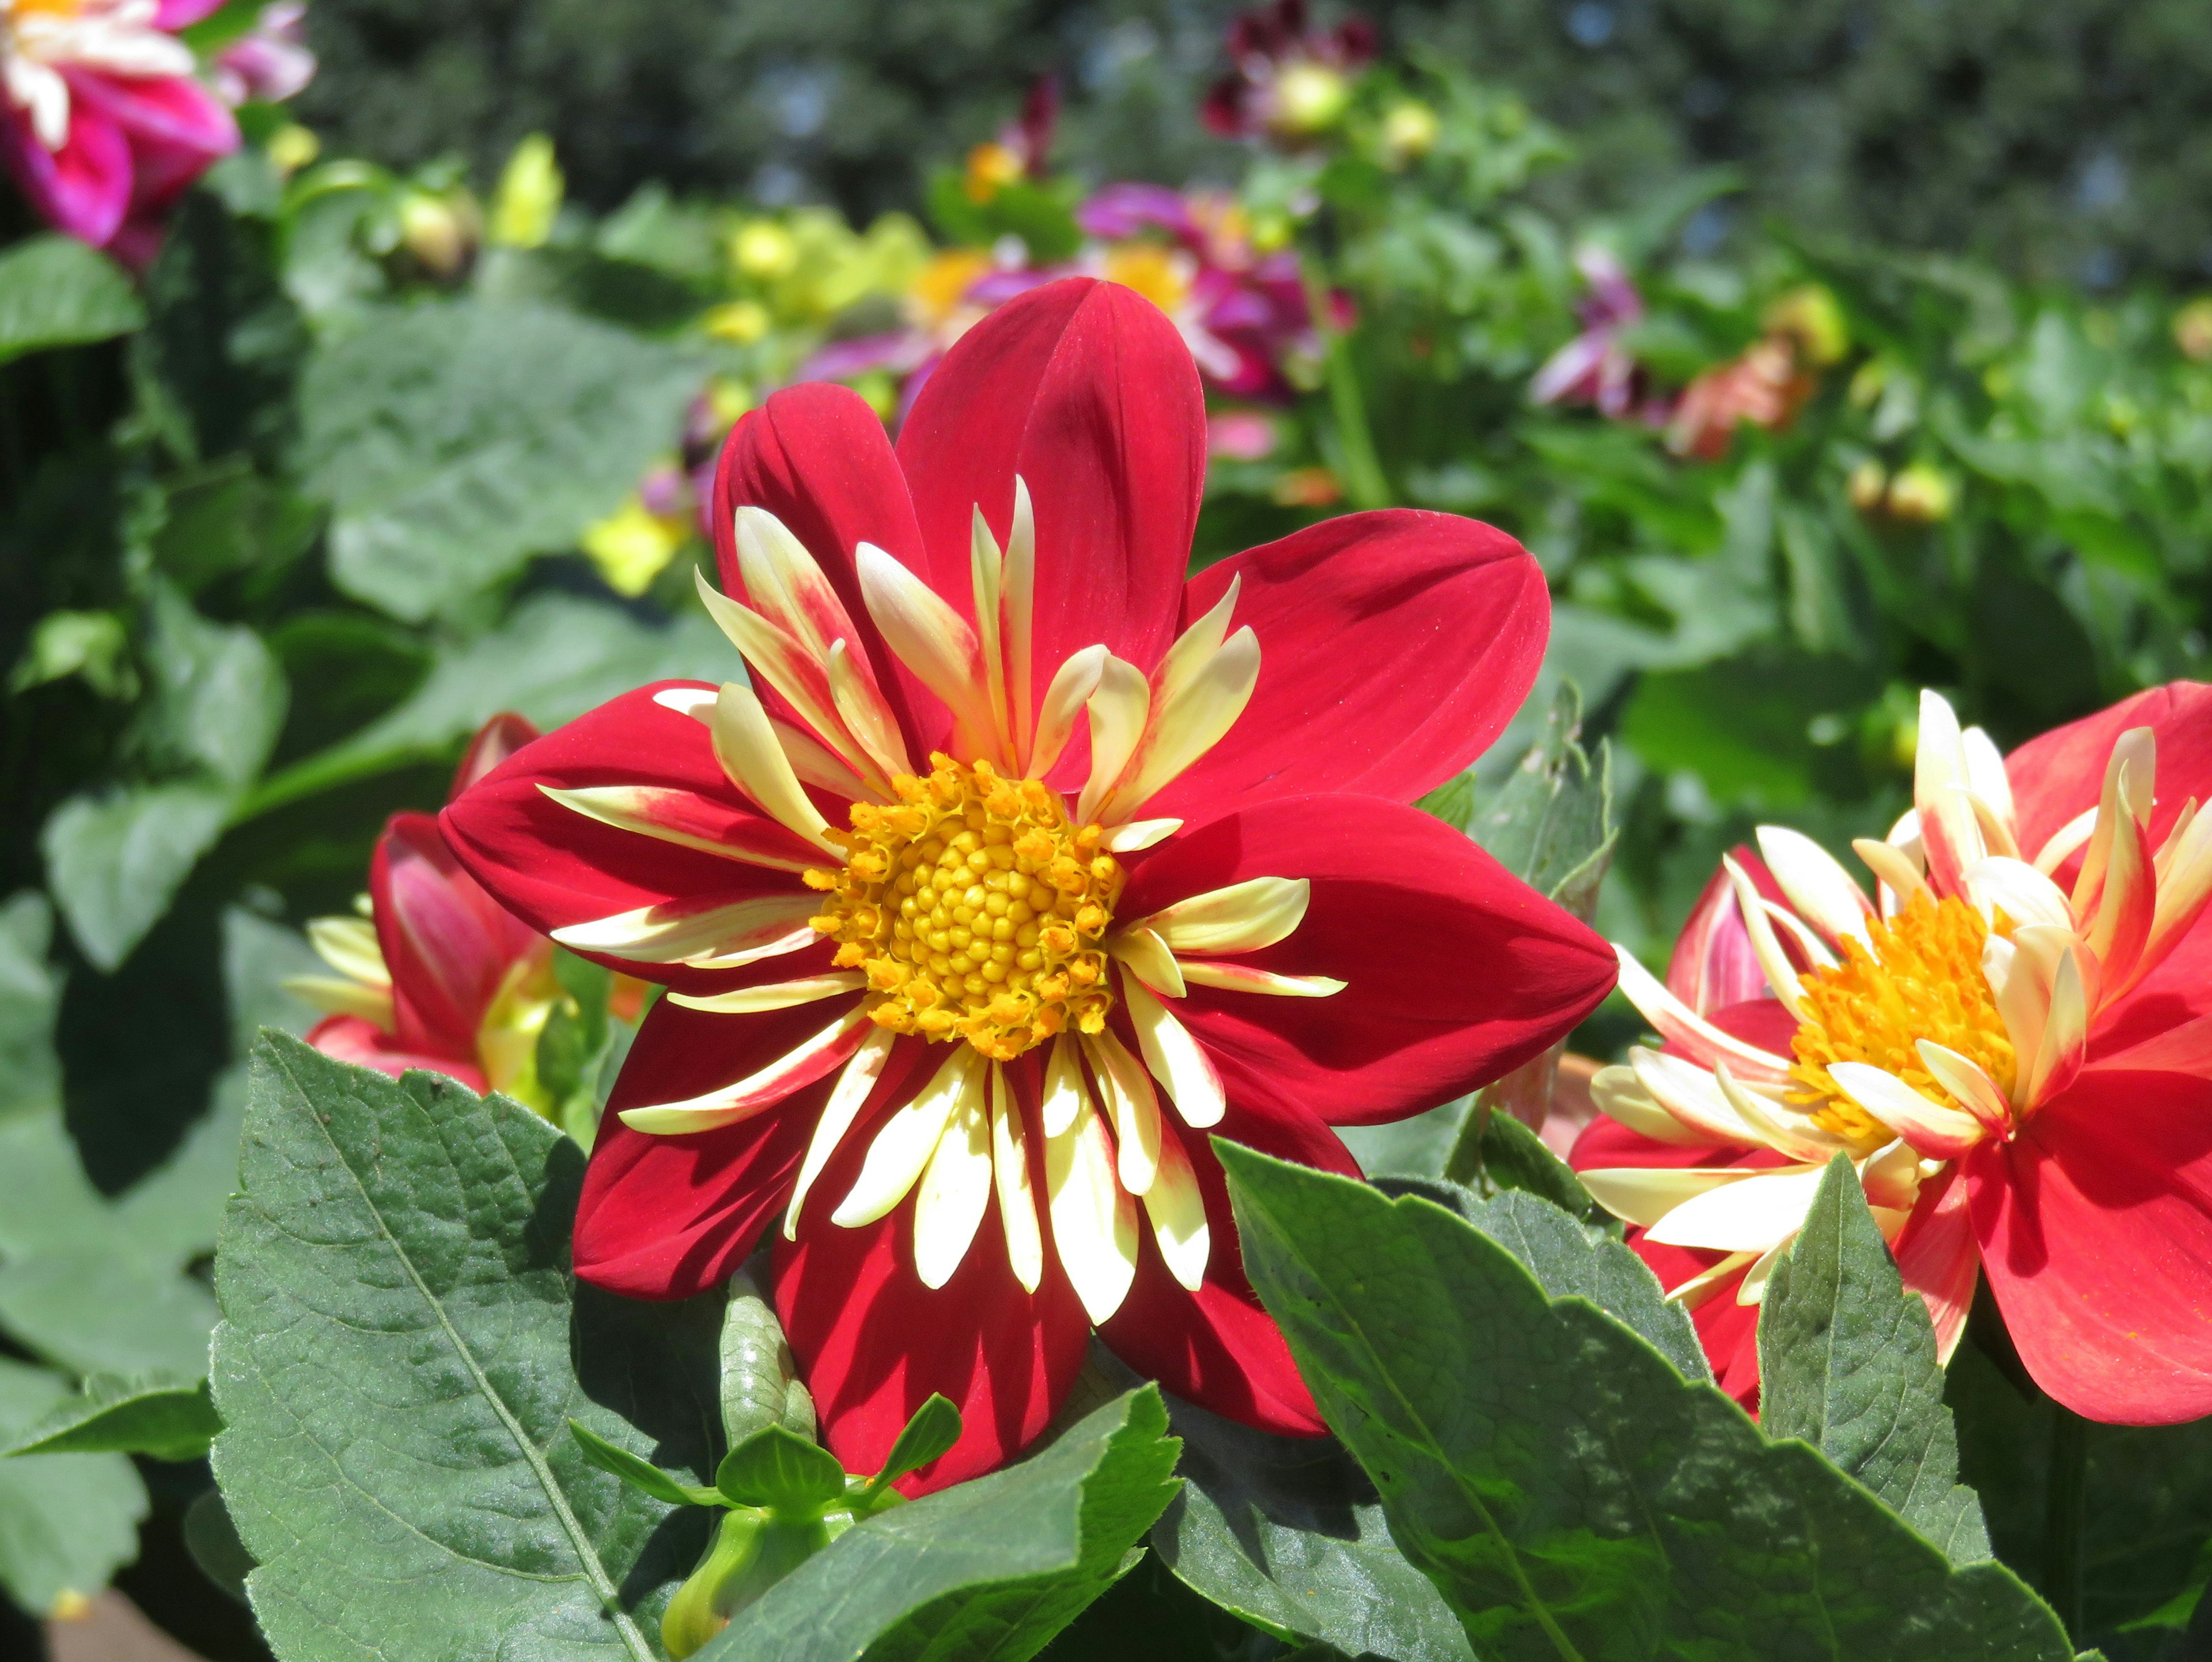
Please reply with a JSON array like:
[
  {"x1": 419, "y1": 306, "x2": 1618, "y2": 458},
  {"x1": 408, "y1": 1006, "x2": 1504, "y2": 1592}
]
[{"x1": 661, "y1": 1506, "x2": 846, "y2": 1660}]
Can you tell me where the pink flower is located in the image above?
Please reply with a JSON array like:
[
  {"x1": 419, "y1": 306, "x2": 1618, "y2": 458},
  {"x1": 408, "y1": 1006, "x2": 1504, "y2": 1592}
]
[
  {"x1": 1, "y1": 0, "x2": 238, "y2": 253},
  {"x1": 1531, "y1": 246, "x2": 1649, "y2": 419},
  {"x1": 441, "y1": 278, "x2": 1615, "y2": 1489},
  {"x1": 210, "y1": 2, "x2": 312, "y2": 107},
  {"x1": 1574, "y1": 687, "x2": 2212, "y2": 1425}
]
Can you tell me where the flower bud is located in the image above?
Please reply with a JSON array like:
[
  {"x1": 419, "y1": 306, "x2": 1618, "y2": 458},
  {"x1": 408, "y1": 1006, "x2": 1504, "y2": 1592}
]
[
  {"x1": 1884, "y1": 461, "x2": 1956, "y2": 524},
  {"x1": 399, "y1": 190, "x2": 479, "y2": 279},
  {"x1": 2175, "y1": 297, "x2": 2212, "y2": 362},
  {"x1": 1846, "y1": 459, "x2": 1888, "y2": 514},
  {"x1": 1380, "y1": 99, "x2": 1438, "y2": 165},
  {"x1": 490, "y1": 134, "x2": 563, "y2": 250},
  {"x1": 1271, "y1": 62, "x2": 1351, "y2": 137},
  {"x1": 1762, "y1": 284, "x2": 1849, "y2": 367},
  {"x1": 732, "y1": 219, "x2": 800, "y2": 281},
  {"x1": 661, "y1": 1507, "x2": 842, "y2": 1660},
  {"x1": 265, "y1": 123, "x2": 320, "y2": 177}
]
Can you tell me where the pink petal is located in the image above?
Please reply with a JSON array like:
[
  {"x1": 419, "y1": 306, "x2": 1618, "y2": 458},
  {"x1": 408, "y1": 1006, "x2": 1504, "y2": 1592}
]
[
  {"x1": 1967, "y1": 1068, "x2": 2212, "y2": 1424},
  {"x1": 896, "y1": 278, "x2": 1203, "y2": 705},
  {"x1": 373, "y1": 813, "x2": 530, "y2": 1060},
  {"x1": 304, "y1": 1014, "x2": 487, "y2": 1093},
  {"x1": 2007, "y1": 682, "x2": 2212, "y2": 872},
  {"x1": 64, "y1": 68, "x2": 237, "y2": 214},
  {"x1": 1, "y1": 101, "x2": 132, "y2": 248},
  {"x1": 1149, "y1": 509, "x2": 1547, "y2": 820},
  {"x1": 1118, "y1": 795, "x2": 1615, "y2": 1128},
  {"x1": 1666, "y1": 848, "x2": 1783, "y2": 1014}
]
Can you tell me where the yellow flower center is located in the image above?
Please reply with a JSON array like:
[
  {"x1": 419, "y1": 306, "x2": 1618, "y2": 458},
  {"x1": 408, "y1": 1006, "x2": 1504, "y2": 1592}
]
[
  {"x1": 806, "y1": 754, "x2": 1122, "y2": 1062},
  {"x1": 1787, "y1": 892, "x2": 2016, "y2": 1144}
]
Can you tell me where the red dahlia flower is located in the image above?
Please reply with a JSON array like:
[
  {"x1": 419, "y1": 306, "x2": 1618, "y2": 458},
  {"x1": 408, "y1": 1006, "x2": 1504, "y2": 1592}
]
[
  {"x1": 0, "y1": 0, "x2": 238, "y2": 257},
  {"x1": 1574, "y1": 686, "x2": 2212, "y2": 1423},
  {"x1": 291, "y1": 715, "x2": 578, "y2": 1110},
  {"x1": 442, "y1": 278, "x2": 1615, "y2": 1488}
]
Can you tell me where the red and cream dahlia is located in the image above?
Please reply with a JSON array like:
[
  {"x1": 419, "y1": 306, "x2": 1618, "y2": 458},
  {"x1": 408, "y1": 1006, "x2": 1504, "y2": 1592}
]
[
  {"x1": 1575, "y1": 686, "x2": 2212, "y2": 1423},
  {"x1": 442, "y1": 277, "x2": 1615, "y2": 1487},
  {"x1": 291, "y1": 716, "x2": 577, "y2": 1110}
]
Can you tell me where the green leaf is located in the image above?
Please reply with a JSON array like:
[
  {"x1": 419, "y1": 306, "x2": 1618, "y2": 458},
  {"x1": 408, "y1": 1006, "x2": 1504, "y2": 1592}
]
[
  {"x1": 1443, "y1": 1101, "x2": 1610, "y2": 1228},
  {"x1": 138, "y1": 577, "x2": 288, "y2": 790},
  {"x1": 2, "y1": 1372, "x2": 221, "y2": 1462},
  {"x1": 862, "y1": 1395, "x2": 961, "y2": 1498},
  {"x1": 1407, "y1": 1180, "x2": 1710, "y2": 1385},
  {"x1": 1758, "y1": 1156, "x2": 1993, "y2": 1565},
  {"x1": 0, "y1": 894, "x2": 60, "y2": 1122},
  {"x1": 570, "y1": 1419, "x2": 724, "y2": 1509},
  {"x1": 0, "y1": 235, "x2": 144, "y2": 365},
  {"x1": 717, "y1": 1425, "x2": 849, "y2": 1513},
  {"x1": 1219, "y1": 1142, "x2": 2071, "y2": 1662},
  {"x1": 1467, "y1": 680, "x2": 1618, "y2": 918},
  {"x1": 240, "y1": 595, "x2": 726, "y2": 817},
  {"x1": 297, "y1": 300, "x2": 704, "y2": 621},
  {"x1": 211, "y1": 1033, "x2": 728, "y2": 1661},
  {"x1": 0, "y1": 1105, "x2": 225, "y2": 1377},
  {"x1": 0, "y1": 1357, "x2": 147, "y2": 1620},
  {"x1": 41, "y1": 781, "x2": 230, "y2": 972},
  {"x1": 1154, "y1": 1397, "x2": 1472, "y2": 1661},
  {"x1": 703, "y1": 1387, "x2": 1181, "y2": 1662}
]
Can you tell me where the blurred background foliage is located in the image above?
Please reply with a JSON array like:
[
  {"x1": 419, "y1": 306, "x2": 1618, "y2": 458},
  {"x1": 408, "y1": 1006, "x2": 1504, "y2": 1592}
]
[
  {"x1": 9, "y1": 1, "x2": 2212, "y2": 1657},
  {"x1": 296, "y1": 0, "x2": 2212, "y2": 287}
]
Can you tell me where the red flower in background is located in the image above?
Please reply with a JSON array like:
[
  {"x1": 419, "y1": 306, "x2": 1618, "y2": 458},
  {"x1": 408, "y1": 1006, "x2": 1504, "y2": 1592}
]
[
  {"x1": 291, "y1": 716, "x2": 573, "y2": 1108},
  {"x1": 1575, "y1": 687, "x2": 2212, "y2": 1424},
  {"x1": 0, "y1": 0, "x2": 238, "y2": 259},
  {"x1": 1203, "y1": 0, "x2": 1376, "y2": 143},
  {"x1": 442, "y1": 277, "x2": 1615, "y2": 1489}
]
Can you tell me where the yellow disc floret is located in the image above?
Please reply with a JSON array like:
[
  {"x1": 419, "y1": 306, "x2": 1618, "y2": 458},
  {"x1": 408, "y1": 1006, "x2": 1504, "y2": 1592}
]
[
  {"x1": 805, "y1": 754, "x2": 1122, "y2": 1061},
  {"x1": 1788, "y1": 891, "x2": 2017, "y2": 1144}
]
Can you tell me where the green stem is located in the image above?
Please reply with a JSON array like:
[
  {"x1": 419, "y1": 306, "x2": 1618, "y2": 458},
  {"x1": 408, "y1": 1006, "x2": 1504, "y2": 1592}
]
[
  {"x1": 2041, "y1": 1404, "x2": 2088, "y2": 1639},
  {"x1": 226, "y1": 741, "x2": 436, "y2": 826},
  {"x1": 1301, "y1": 267, "x2": 1389, "y2": 510}
]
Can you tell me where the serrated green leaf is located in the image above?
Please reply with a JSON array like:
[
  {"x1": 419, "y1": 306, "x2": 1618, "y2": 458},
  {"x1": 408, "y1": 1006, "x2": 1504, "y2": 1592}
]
[
  {"x1": 1153, "y1": 1395, "x2": 1472, "y2": 1661},
  {"x1": 570, "y1": 1419, "x2": 724, "y2": 1509},
  {"x1": 863, "y1": 1395, "x2": 961, "y2": 1498},
  {"x1": 1219, "y1": 1142, "x2": 2071, "y2": 1662},
  {"x1": 138, "y1": 577, "x2": 287, "y2": 790},
  {"x1": 1759, "y1": 1155, "x2": 1993, "y2": 1565},
  {"x1": 1444, "y1": 1101, "x2": 1609, "y2": 1227},
  {"x1": 211, "y1": 1033, "x2": 727, "y2": 1661},
  {"x1": 702, "y1": 1387, "x2": 1181, "y2": 1662},
  {"x1": 41, "y1": 782, "x2": 230, "y2": 972},
  {"x1": 717, "y1": 1425, "x2": 849, "y2": 1513},
  {"x1": 298, "y1": 300, "x2": 704, "y2": 621},
  {"x1": 2, "y1": 1372, "x2": 220, "y2": 1462},
  {"x1": 0, "y1": 235, "x2": 144, "y2": 365},
  {"x1": 0, "y1": 1358, "x2": 147, "y2": 1620},
  {"x1": 1402, "y1": 1180, "x2": 1711, "y2": 1385},
  {"x1": 1466, "y1": 680, "x2": 1617, "y2": 917}
]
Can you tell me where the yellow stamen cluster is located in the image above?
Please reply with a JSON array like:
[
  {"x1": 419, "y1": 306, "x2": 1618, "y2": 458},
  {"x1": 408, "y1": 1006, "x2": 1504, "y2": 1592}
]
[
  {"x1": 805, "y1": 754, "x2": 1122, "y2": 1061},
  {"x1": 1788, "y1": 892, "x2": 2016, "y2": 1144}
]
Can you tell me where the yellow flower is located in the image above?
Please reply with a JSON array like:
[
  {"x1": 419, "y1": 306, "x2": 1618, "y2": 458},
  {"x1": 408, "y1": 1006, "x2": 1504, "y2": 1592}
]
[{"x1": 583, "y1": 494, "x2": 690, "y2": 597}]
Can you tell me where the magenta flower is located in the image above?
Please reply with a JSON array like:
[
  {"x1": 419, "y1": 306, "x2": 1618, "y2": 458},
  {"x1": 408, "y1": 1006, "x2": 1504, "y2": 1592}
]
[
  {"x1": 211, "y1": 2, "x2": 312, "y2": 107},
  {"x1": 0, "y1": 0, "x2": 237, "y2": 255},
  {"x1": 1202, "y1": 0, "x2": 1377, "y2": 143},
  {"x1": 1529, "y1": 246, "x2": 1648, "y2": 419}
]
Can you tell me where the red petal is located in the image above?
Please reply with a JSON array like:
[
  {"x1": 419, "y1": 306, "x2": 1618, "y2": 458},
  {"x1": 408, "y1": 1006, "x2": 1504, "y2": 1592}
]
[
  {"x1": 1099, "y1": 1110, "x2": 1354, "y2": 1437},
  {"x1": 573, "y1": 1000, "x2": 920, "y2": 1299},
  {"x1": 440, "y1": 683, "x2": 817, "y2": 986},
  {"x1": 305, "y1": 1014, "x2": 486, "y2": 1093},
  {"x1": 896, "y1": 278, "x2": 1203, "y2": 696},
  {"x1": 1697, "y1": 997, "x2": 1802, "y2": 1061},
  {"x1": 1152, "y1": 509, "x2": 1547, "y2": 819},
  {"x1": 714, "y1": 386, "x2": 943, "y2": 752},
  {"x1": 373, "y1": 813, "x2": 533, "y2": 1059},
  {"x1": 1120, "y1": 796, "x2": 1615, "y2": 1127},
  {"x1": 2006, "y1": 681, "x2": 2212, "y2": 865},
  {"x1": 450, "y1": 713, "x2": 541, "y2": 798},
  {"x1": 772, "y1": 1043, "x2": 1090, "y2": 1493},
  {"x1": 1967, "y1": 1069, "x2": 2212, "y2": 1423},
  {"x1": 1895, "y1": 1164, "x2": 1979, "y2": 1362}
]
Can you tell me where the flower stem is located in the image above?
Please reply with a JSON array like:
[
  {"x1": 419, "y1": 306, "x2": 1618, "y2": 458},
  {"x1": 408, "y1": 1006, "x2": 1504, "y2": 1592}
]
[
  {"x1": 2041, "y1": 1404, "x2": 2089, "y2": 1638},
  {"x1": 1300, "y1": 266, "x2": 1389, "y2": 510}
]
